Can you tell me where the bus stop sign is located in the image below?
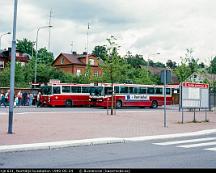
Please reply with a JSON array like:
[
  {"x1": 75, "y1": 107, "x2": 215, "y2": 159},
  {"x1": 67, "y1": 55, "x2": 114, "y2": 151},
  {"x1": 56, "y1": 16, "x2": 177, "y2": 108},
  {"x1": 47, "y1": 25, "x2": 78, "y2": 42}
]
[{"x1": 160, "y1": 69, "x2": 171, "y2": 84}]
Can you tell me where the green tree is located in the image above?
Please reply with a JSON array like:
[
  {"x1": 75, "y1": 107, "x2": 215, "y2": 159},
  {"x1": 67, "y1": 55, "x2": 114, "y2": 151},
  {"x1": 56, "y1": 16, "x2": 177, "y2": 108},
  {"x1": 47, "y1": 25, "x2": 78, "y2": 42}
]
[
  {"x1": 37, "y1": 47, "x2": 54, "y2": 65},
  {"x1": 209, "y1": 56, "x2": 216, "y2": 74},
  {"x1": 166, "y1": 60, "x2": 177, "y2": 69},
  {"x1": 174, "y1": 57, "x2": 192, "y2": 82},
  {"x1": 124, "y1": 52, "x2": 147, "y2": 68},
  {"x1": 16, "y1": 38, "x2": 35, "y2": 56},
  {"x1": 92, "y1": 45, "x2": 108, "y2": 61}
]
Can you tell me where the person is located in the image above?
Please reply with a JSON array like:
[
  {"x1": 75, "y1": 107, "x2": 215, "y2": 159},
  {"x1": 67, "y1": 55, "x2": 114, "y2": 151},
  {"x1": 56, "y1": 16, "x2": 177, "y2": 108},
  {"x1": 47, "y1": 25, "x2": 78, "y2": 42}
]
[
  {"x1": 5, "y1": 90, "x2": 9, "y2": 105},
  {"x1": 14, "y1": 96, "x2": 18, "y2": 108},
  {"x1": 0, "y1": 93, "x2": 6, "y2": 108},
  {"x1": 36, "y1": 92, "x2": 41, "y2": 107},
  {"x1": 29, "y1": 93, "x2": 33, "y2": 106},
  {"x1": 17, "y1": 91, "x2": 22, "y2": 106}
]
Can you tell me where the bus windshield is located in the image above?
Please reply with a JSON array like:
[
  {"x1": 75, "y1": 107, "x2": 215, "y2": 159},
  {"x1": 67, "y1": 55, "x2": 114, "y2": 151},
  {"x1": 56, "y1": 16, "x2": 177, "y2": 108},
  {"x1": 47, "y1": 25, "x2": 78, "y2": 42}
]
[
  {"x1": 41, "y1": 86, "x2": 52, "y2": 95},
  {"x1": 90, "y1": 86, "x2": 103, "y2": 96}
]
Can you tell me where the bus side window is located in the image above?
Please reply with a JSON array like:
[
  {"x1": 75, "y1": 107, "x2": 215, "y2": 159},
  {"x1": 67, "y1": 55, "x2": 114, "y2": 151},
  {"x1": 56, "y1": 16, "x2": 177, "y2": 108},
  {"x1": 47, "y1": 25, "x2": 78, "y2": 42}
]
[
  {"x1": 82, "y1": 87, "x2": 89, "y2": 93},
  {"x1": 53, "y1": 86, "x2": 61, "y2": 94},
  {"x1": 147, "y1": 87, "x2": 155, "y2": 94},
  {"x1": 129, "y1": 87, "x2": 138, "y2": 94},
  {"x1": 120, "y1": 86, "x2": 128, "y2": 94},
  {"x1": 62, "y1": 86, "x2": 70, "y2": 93},
  {"x1": 105, "y1": 87, "x2": 112, "y2": 95},
  {"x1": 128, "y1": 87, "x2": 133, "y2": 94},
  {"x1": 166, "y1": 88, "x2": 171, "y2": 95},
  {"x1": 155, "y1": 87, "x2": 163, "y2": 94},
  {"x1": 114, "y1": 86, "x2": 119, "y2": 94},
  {"x1": 139, "y1": 87, "x2": 146, "y2": 94},
  {"x1": 71, "y1": 86, "x2": 81, "y2": 93}
]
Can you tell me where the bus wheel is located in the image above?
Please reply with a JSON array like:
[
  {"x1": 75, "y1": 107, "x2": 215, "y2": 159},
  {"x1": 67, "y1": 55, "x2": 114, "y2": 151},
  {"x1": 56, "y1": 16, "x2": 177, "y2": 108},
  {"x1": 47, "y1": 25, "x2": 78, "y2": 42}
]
[
  {"x1": 151, "y1": 100, "x2": 158, "y2": 109},
  {"x1": 65, "y1": 100, "x2": 73, "y2": 107},
  {"x1": 116, "y1": 100, "x2": 122, "y2": 109}
]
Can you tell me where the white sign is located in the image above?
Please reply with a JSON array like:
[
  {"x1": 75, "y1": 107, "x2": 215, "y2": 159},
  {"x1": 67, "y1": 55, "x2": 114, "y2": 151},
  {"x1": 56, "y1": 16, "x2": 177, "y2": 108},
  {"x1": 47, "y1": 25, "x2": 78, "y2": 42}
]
[
  {"x1": 181, "y1": 82, "x2": 209, "y2": 108},
  {"x1": 125, "y1": 95, "x2": 149, "y2": 101}
]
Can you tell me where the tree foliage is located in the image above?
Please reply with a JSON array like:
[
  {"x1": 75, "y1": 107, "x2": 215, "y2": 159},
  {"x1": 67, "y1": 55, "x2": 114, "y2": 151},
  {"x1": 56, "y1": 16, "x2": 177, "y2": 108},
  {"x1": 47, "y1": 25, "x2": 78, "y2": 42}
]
[{"x1": 1, "y1": 38, "x2": 215, "y2": 88}]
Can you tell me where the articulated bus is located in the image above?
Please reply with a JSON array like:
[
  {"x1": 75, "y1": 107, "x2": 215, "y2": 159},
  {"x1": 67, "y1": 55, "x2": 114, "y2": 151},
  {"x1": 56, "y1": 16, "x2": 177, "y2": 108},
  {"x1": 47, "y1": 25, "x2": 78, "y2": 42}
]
[
  {"x1": 40, "y1": 83, "x2": 102, "y2": 107},
  {"x1": 89, "y1": 83, "x2": 179, "y2": 108}
]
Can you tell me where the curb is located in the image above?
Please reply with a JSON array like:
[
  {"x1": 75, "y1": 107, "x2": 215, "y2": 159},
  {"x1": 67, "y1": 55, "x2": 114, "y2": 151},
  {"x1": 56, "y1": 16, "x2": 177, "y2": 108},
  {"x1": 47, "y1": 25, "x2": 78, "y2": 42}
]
[{"x1": 1, "y1": 129, "x2": 216, "y2": 153}]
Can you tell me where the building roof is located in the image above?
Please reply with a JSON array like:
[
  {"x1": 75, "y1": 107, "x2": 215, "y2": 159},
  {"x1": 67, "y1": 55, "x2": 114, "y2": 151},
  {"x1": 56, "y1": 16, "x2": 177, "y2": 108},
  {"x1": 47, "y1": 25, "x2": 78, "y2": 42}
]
[
  {"x1": 53, "y1": 52, "x2": 100, "y2": 66},
  {"x1": 62, "y1": 53, "x2": 83, "y2": 65}
]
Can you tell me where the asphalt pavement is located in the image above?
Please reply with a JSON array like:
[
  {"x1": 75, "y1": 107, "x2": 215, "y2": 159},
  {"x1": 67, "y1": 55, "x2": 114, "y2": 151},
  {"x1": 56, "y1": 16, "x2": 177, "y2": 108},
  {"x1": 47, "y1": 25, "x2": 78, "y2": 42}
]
[{"x1": 1, "y1": 132, "x2": 216, "y2": 168}]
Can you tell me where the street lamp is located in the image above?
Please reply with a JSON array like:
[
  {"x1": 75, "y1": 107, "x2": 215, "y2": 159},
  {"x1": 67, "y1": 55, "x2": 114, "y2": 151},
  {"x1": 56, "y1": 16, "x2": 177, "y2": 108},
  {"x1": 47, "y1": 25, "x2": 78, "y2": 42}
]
[
  {"x1": 34, "y1": 25, "x2": 53, "y2": 84},
  {"x1": 0, "y1": 32, "x2": 11, "y2": 49},
  {"x1": 147, "y1": 52, "x2": 160, "y2": 77}
]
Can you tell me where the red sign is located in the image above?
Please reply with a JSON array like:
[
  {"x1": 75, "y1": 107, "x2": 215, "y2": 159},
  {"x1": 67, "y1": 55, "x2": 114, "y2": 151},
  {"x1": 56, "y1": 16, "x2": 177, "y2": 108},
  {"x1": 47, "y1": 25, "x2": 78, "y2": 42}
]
[{"x1": 182, "y1": 82, "x2": 209, "y2": 88}]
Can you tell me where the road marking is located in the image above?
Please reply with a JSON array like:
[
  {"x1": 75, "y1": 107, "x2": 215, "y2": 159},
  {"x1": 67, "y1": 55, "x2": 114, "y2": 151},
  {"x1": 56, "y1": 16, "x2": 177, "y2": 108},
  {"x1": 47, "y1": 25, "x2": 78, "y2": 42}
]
[
  {"x1": 153, "y1": 137, "x2": 216, "y2": 146},
  {"x1": 178, "y1": 141, "x2": 216, "y2": 148},
  {"x1": 0, "y1": 129, "x2": 216, "y2": 153},
  {"x1": 125, "y1": 129, "x2": 216, "y2": 142},
  {"x1": 205, "y1": 147, "x2": 216, "y2": 151}
]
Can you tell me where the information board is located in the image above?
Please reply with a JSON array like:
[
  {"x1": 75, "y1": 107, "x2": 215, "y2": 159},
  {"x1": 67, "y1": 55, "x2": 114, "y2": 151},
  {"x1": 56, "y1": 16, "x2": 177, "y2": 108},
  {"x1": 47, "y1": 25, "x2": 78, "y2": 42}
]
[{"x1": 181, "y1": 82, "x2": 209, "y2": 108}]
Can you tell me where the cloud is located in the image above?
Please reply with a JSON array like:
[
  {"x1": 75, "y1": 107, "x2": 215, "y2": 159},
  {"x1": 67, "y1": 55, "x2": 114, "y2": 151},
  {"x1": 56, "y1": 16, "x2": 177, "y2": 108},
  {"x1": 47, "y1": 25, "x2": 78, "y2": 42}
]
[{"x1": 1, "y1": 0, "x2": 216, "y2": 64}]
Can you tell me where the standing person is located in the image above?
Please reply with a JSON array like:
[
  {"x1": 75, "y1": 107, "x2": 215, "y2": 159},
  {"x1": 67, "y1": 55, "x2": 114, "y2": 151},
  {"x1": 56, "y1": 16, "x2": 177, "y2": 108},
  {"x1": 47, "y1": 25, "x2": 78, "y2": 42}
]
[
  {"x1": 29, "y1": 93, "x2": 33, "y2": 106},
  {"x1": 17, "y1": 90, "x2": 22, "y2": 106},
  {"x1": 5, "y1": 90, "x2": 9, "y2": 105},
  {"x1": 0, "y1": 93, "x2": 7, "y2": 108},
  {"x1": 36, "y1": 92, "x2": 41, "y2": 107}
]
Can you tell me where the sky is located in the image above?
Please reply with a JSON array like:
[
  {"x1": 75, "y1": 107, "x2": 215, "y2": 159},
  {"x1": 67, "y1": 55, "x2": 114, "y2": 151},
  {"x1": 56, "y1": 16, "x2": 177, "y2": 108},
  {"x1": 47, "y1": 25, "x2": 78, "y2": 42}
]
[{"x1": 1, "y1": 0, "x2": 216, "y2": 64}]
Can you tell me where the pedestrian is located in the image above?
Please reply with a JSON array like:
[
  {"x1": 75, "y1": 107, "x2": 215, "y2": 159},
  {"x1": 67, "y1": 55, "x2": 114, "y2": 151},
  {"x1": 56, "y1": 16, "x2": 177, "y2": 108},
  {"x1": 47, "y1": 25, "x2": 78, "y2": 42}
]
[
  {"x1": 29, "y1": 93, "x2": 33, "y2": 106},
  {"x1": 36, "y1": 92, "x2": 41, "y2": 107},
  {"x1": 14, "y1": 96, "x2": 18, "y2": 108},
  {"x1": 17, "y1": 90, "x2": 22, "y2": 106},
  {"x1": 0, "y1": 93, "x2": 7, "y2": 108},
  {"x1": 5, "y1": 90, "x2": 9, "y2": 105}
]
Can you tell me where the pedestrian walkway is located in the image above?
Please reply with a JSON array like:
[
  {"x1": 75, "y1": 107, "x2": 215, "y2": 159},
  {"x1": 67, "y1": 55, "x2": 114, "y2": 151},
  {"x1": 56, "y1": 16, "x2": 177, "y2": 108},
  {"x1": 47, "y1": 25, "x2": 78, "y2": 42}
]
[
  {"x1": 153, "y1": 135, "x2": 216, "y2": 152},
  {"x1": 0, "y1": 109, "x2": 216, "y2": 152}
]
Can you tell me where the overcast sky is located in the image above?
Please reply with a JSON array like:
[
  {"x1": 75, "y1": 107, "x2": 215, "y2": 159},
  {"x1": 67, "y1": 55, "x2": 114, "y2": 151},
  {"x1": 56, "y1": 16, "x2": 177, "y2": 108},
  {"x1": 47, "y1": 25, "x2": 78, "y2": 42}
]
[{"x1": 1, "y1": 0, "x2": 216, "y2": 64}]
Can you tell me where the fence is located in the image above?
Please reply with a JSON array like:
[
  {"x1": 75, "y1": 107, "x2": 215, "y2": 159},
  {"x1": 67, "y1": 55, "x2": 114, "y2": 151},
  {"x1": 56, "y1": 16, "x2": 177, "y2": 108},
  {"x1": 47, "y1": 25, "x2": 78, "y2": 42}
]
[{"x1": 210, "y1": 92, "x2": 216, "y2": 111}]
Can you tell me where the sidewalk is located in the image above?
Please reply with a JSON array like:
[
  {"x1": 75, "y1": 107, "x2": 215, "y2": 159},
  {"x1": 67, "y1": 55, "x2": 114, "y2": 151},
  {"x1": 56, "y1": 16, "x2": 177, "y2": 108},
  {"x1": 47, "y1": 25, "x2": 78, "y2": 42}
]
[{"x1": 0, "y1": 110, "x2": 215, "y2": 146}]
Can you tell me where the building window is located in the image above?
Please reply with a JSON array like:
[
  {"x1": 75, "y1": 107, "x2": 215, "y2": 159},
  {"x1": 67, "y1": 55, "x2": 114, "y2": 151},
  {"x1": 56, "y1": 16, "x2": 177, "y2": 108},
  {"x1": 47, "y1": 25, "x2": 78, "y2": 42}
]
[
  {"x1": 0, "y1": 61, "x2": 4, "y2": 68},
  {"x1": 94, "y1": 70, "x2": 99, "y2": 77},
  {"x1": 76, "y1": 69, "x2": 81, "y2": 76},
  {"x1": 61, "y1": 57, "x2": 64, "y2": 64},
  {"x1": 89, "y1": 59, "x2": 94, "y2": 65}
]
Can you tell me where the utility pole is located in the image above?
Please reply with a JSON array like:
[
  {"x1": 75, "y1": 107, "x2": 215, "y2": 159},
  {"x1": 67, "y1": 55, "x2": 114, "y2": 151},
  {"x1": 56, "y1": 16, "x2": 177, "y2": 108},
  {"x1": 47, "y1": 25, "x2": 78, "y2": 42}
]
[
  {"x1": 70, "y1": 41, "x2": 73, "y2": 53},
  {"x1": 8, "y1": 0, "x2": 18, "y2": 134},
  {"x1": 48, "y1": 9, "x2": 53, "y2": 51},
  {"x1": 86, "y1": 23, "x2": 90, "y2": 64}
]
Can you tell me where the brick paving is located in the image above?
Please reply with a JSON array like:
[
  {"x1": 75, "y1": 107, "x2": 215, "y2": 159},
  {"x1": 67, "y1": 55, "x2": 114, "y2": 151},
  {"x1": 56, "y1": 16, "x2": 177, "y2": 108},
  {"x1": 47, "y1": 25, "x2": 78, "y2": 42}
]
[{"x1": 0, "y1": 109, "x2": 215, "y2": 145}]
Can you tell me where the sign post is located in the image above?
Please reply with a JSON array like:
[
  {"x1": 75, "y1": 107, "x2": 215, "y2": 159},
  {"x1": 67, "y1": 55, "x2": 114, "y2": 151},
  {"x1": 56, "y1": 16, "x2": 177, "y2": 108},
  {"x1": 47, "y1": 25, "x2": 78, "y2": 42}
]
[
  {"x1": 160, "y1": 69, "x2": 171, "y2": 127},
  {"x1": 181, "y1": 82, "x2": 209, "y2": 123}
]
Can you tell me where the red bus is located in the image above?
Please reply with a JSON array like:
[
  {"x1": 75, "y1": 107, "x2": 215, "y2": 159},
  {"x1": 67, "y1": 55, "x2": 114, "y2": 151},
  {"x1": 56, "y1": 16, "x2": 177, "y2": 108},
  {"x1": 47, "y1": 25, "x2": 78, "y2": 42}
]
[
  {"x1": 40, "y1": 83, "x2": 101, "y2": 107},
  {"x1": 89, "y1": 83, "x2": 179, "y2": 108}
]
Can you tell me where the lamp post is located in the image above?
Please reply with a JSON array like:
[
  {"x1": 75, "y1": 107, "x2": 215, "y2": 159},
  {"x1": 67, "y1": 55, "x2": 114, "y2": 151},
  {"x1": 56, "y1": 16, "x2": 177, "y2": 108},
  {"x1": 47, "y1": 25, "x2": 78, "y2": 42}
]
[
  {"x1": 8, "y1": 0, "x2": 18, "y2": 134},
  {"x1": 34, "y1": 25, "x2": 52, "y2": 84},
  {"x1": 147, "y1": 52, "x2": 160, "y2": 78},
  {"x1": 0, "y1": 32, "x2": 11, "y2": 50}
]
